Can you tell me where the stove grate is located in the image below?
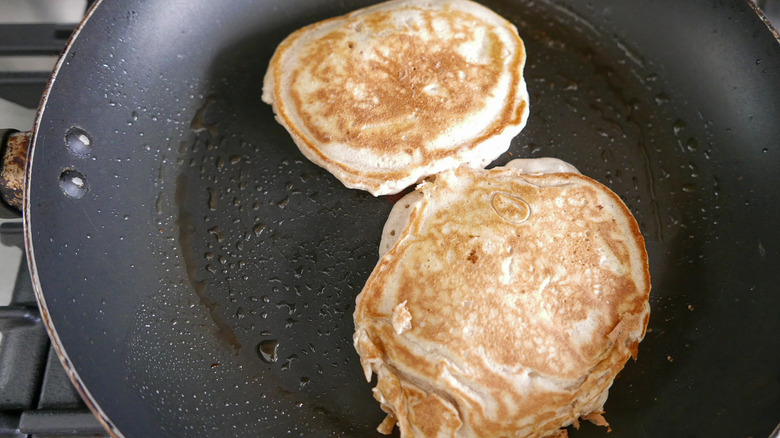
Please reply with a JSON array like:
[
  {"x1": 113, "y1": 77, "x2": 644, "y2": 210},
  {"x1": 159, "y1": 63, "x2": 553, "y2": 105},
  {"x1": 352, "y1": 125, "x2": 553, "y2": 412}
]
[{"x1": 0, "y1": 222, "x2": 105, "y2": 437}]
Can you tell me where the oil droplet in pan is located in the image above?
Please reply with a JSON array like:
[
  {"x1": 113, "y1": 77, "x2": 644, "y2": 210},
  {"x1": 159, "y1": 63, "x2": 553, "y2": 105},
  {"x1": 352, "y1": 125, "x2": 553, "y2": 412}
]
[
  {"x1": 673, "y1": 119, "x2": 686, "y2": 136},
  {"x1": 257, "y1": 339, "x2": 279, "y2": 363}
]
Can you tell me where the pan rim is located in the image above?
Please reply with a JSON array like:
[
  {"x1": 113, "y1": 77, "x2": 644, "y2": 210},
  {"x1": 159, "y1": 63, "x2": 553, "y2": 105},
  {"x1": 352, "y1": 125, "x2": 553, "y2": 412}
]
[
  {"x1": 749, "y1": 0, "x2": 780, "y2": 43},
  {"x1": 17, "y1": 0, "x2": 780, "y2": 436},
  {"x1": 23, "y1": 0, "x2": 121, "y2": 437}
]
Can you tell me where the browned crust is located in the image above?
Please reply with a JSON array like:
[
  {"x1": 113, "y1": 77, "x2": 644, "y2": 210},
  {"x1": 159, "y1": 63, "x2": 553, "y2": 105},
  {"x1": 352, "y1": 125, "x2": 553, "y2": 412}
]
[
  {"x1": 354, "y1": 167, "x2": 651, "y2": 437},
  {"x1": 265, "y1": 0, "x2": 528, "y2": 193}
]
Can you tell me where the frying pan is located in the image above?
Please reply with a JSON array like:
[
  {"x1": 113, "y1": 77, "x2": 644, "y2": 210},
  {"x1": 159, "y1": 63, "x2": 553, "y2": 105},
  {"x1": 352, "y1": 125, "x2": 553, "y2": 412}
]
[{"x1": 1, "y1": 0, "x2": 778, "y2": 436}]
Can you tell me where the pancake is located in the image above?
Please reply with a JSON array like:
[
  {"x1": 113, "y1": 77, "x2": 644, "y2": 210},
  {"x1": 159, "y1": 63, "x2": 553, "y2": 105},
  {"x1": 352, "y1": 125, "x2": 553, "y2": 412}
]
[
  {"x1": 353, "y1": 159, "x2": 651, "y2": 437},
  {"x1": 262, "y1": 0, "x2": 530, "y2": 196}
]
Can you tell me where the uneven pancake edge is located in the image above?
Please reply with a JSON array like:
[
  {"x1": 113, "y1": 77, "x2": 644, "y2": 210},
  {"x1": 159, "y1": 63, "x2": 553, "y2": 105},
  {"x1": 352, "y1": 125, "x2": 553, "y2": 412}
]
[
  {"x1": 263, "y1": 0, "x2": 530, "y2": 195},
  {"x1": 353, "y1": 166, "x2": 651, "y2": 436}
]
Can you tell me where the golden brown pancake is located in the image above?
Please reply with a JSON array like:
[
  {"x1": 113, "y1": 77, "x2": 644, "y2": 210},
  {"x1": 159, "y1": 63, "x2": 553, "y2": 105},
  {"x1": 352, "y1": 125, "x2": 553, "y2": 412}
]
[
  {"x1": 262, "y1": 0, "x2": 530, "y2": 195},
  {"x1": 353, "y1": 160, "x2": 651, "y2": 437}
]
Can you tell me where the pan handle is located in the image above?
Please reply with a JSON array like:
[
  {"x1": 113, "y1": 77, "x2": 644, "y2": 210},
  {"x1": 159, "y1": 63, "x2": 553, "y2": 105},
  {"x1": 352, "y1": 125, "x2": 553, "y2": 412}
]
[{"x1": 0, "y1": 129, "x2": 30, "y2": 212}]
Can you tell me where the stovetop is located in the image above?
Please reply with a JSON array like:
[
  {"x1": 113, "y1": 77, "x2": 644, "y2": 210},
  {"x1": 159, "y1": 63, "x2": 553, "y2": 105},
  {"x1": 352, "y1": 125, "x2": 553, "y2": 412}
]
[
  {"x1": 0, "y1": 2, "x2": 107, "y2": 436},
  {"x1": 0, "y1": 1, "x2": 778, "y2": 437},
  {"x1": 0, "y1": 223, "x2": 106, "y2": 437}
]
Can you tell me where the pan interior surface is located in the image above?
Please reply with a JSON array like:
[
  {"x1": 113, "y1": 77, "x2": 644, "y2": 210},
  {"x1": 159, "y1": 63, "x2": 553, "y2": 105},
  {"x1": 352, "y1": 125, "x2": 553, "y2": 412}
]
[{"x1": 25, "y1": 0, "x2": 780, "y2": 437}]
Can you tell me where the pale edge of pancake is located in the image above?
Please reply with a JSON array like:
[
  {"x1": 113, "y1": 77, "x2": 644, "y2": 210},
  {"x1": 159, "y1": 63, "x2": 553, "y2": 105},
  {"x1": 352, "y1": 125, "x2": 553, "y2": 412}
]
[
  {"x1": 353, "y1": 159, "x2": 651, "y2": 437},
  {"x1": 262, "y1": 0, "x2": 530, "y2": 196},
  {"x1": 379, "y1": 158, "x2": 580, "y2": 256}
]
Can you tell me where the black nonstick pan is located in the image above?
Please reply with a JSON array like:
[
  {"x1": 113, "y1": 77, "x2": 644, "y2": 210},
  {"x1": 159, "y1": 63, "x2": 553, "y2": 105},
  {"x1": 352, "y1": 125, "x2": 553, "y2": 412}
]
[{"x1": 3, "y1": 0, "x2": 779, "y2": 436}]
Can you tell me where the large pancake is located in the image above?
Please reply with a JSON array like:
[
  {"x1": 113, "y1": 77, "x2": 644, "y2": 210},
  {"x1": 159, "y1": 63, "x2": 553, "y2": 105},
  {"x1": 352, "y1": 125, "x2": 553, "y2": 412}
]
[
  {"x1": 353, "y1": 160, "x2": 651, "y2": 437},
  {"x1": 262, "y1": 0, "x2": 529, "y2": 196}
]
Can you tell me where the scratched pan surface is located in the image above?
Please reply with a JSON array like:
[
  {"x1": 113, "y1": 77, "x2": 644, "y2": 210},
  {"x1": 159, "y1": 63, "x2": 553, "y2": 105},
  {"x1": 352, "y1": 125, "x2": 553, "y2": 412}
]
[{"x1": 24, "y1": 0, "x2": 780, "y2": 436}]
